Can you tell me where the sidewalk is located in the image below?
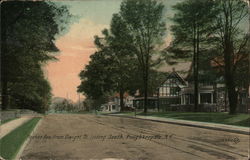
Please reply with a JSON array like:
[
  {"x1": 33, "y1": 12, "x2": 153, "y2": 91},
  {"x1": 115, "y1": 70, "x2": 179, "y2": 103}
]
[
  {"x1": 106, "y1": 114, "x2": 250, "y2": 135},
  {"x1": 0, "y1": 117, "x2": 33, "y2": 138}
]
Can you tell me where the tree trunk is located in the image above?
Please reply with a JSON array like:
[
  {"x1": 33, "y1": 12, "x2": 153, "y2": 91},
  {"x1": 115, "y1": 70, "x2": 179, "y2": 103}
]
[
  {"x1": 248, "y1": 0, "x2": 250, "y2": 98},
  {"x1": 119, "y1": 89, "x2": 124, "y2": 112},
  {"x1": 1, "y1": 7, "x2": 8, "y2": 110},
  {"x1": 226, "y1": 77, "x2": 238, "y2": 114},
  {"x1": 224, "y1": 38, "x2": 238, "y2": 114},
  {"x1": 224, "y1": 90, "x2": 228, "y2": 112},
  {"x1": 1, "y1": 80, "x2": 9, "y2": 110},
  {"x1": 193, "y1": 23, "x2": 198, "y2": 112},
  {"x1": 143, "y1": 69, "x2": 148, "y2": 114},
  {"x1": 194, "y1": 27, "x2": 199, "y2": 112},
  {"x1": 157, "y1": 88, "x2": 160, "y2": 112}
]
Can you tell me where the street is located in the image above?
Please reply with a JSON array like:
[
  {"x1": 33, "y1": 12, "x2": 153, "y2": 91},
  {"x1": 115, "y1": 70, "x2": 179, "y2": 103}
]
[{"x1": 20, "y1": 114, "x2": 249, "y2": 160}]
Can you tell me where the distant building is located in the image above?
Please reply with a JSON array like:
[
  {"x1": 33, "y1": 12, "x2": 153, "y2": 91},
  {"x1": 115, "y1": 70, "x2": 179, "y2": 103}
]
[
  {"x1": 101, "y1": 102, "x2": 120, "y2": 112},
  {"x1": 101, "y1": 92, "x2": 134, "y2": 112}
]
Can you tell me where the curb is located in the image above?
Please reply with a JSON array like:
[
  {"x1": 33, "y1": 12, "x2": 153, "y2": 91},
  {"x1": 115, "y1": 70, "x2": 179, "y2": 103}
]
[
  {"x1": 15, "y1": 117, "x2": 43, "y2": 160},
  {"x1": 104, "y1": 114, "x2": 250, "y2": 135}
]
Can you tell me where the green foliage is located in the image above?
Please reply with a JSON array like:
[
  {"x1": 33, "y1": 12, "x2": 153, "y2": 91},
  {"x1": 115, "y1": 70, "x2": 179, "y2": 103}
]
[
  {"x1": 169, "y1": 0, "x2": 218, "y2": 72},
  {"x1": 120, "y1": 0, "x2": 166, "y2": 49},
  {"x1": 128, "y1": 69, "x2": 167, "y2": 96},
  {"x1": 78, "y1": 51, "x2": 114, "y2": 100},
  {"x1": 119, "y1": 0, "x2": 166, "y2": 70},
  {"x1": 54, "y1": 99, "x2": 74, "y2": 112},
  {"x1": 78, "y1": 11, "x2": 138, "y2": 107},
  {"x1": 1, "y1": 1, "x2": 71, "y2": 112},
  {"x1": 212, "y1": 0, "x2": 249, "y2": 114},
  {"x1": 169, "y1": 0, "x2": 219, "y2": 111},
  {"x1": 169, "y1": 0, "x2": 249, "y2": 114},
  {"x1": 78, "y1": 1, "x2": 167, "y2": 112},
  {"x1": 119, "y1": 0, "x2": 167, "y2": 113}
]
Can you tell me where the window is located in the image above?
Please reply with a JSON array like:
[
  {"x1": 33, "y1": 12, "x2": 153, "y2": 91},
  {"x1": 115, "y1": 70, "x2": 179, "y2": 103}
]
[
  {"x1": 185, "y1": 94, "x2": 194, "y2": 104},
  {"x1": 163, "y1": 87, "x2": 166, "y2": 96},
  {"x1": 170, "y1": 87, "x2": 180, "y2": 96},
  {"x1": 160, "y1": 87, "x2": 163, "y2": 96},
  {"x1": 200, "y1": 93, "x2": 212, "y2": 104},
  {"x1": 166, "y1": 87, "x2": 170, "y2": 96}
]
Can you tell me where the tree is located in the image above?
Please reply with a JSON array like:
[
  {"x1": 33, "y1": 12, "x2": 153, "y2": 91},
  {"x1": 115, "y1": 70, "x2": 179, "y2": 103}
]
[
  {"x1": 213, "y1": 0, "x2": 249, "y2": 114},
  {"x1": 77, "y1": 51, "x2": 114, "y2": 100},
  {"x1": 8, "y1": 66, "x2": 53, "y2": 112},
  {"x1": 128, "y1": 68, "x2": 166, "y2": 97},
  {"x1": 54, "y1": 99, "x2": 74, "y2": 112},
  {"x1": 93, "y1": 14, "x2": 138, "y2": 111},
  {"x1": 170, "y1": 0, "x2": 218, "y2": 111},
  {"x1": 77, "y1": 49, "x2": 115, "y2": 114},
  {"x1": 119, "y1": 0, "x2": 166, "y2": 113},
  {"x1": 248, "y1": 0, "x2": 250, "y2": 98},
  {"x1": 1, "y1": 1, "x2": 70, "y2": 112}
]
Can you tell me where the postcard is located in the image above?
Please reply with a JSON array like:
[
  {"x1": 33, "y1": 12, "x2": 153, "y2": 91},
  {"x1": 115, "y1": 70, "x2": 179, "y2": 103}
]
[{"x1": 1, "y1": 0, "x2": 249, "y2": 160}]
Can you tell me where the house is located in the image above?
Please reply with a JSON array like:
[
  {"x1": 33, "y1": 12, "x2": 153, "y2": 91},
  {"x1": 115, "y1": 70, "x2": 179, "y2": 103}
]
[
  {"x1": 133, "y1": 97, "x2": 158, "y2": 110},
  {"x1": 157, "y1": 70, "x2": 186, "y2": 109},
  {"x1": 180, "y1": 85, "x2": 216, "y2": 105},
  {"x1": 158, "y1": 69, "x2": 223, "y2": 111},
  {"x1": 132, "y1": 69, "x2": 226, "y2": 112},
  {"x1": 101, "y1": 92, "x2": 134, "y2": 112},
  {"x1": 101, "y1": 102, "x2": 120, "y2": 112},
  {"x1": 132, "y1": 69, "x2": 187, "y2": 111}
]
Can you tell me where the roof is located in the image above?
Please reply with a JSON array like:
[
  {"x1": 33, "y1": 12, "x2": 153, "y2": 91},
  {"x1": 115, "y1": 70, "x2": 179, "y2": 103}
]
[
  {"x1": 160, "y1": 70, "x2": 187, "y2": 86},
  {"x1": 155, "y1": 61, "x2": 191, "y2": 78},
  {"x1": 133, "y1": 97, "x2": 158, "y2": 100},
  {"x1": 111, "y1": 92, "x2": 131, "y2": 98}
]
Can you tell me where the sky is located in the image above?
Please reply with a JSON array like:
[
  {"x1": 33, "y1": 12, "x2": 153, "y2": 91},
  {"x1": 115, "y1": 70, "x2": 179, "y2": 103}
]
[{"x1": 46, "y1": 0, "x2": 183, "y2": 102}]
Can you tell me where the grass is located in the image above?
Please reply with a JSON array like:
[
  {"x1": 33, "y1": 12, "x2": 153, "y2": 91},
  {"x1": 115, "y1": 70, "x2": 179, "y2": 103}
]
[
  {"x1": 1, "y1": 117, "x2": 19, "y2": 125},
  {"x1": 120, "y1": 111, "x2": 250, "y2": 127},
  {"x1": 0, "y1": 117, "x2": 41, "y2": 160}
]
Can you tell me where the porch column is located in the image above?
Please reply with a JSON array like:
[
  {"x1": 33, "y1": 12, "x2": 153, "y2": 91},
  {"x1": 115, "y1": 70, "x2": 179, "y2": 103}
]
[
  {"x1": 198, "y1": 93, "x2": 201, "y2": 104},
  {"x1": 183, "y1": 95, "x2": 185, "y2": 105},
  {"x1": 211, "y1": 92, "x2": 214, "y2": 104}
]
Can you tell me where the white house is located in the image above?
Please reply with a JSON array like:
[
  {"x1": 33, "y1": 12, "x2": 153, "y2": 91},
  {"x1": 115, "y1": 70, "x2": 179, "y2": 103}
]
[{"x1": 101, "y1": 102, "x2": 120, "y2": 112}]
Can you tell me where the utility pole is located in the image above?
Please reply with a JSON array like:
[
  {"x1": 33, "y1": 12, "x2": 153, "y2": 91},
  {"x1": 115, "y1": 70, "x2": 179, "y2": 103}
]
[{"x1": 78, "y1": 93, "x2": 81, "y2": 109}]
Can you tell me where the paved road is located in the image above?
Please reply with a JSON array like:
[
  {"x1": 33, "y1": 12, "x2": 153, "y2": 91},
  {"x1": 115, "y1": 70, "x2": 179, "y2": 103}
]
[{"x1": 21, "y1": 114, "x2": 249, "y2": 160}]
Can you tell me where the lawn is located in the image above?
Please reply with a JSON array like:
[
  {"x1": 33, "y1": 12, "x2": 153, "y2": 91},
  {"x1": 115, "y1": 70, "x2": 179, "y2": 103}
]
[
  {"x1": 0, "y1": 117, "x2": 41, "y2": 160},
  {"x1": 120, "y1": 111, "x2": 250, "y2": 127},
  {"x1": 1, "y1": 117, "x2": 19, "y2": 125}
]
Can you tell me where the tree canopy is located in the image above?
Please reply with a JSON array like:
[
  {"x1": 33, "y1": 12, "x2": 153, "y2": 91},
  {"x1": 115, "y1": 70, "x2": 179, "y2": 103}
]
[
  {"x1": 119, "y1": 0, "x2": 167, "y2": 113},
  {"x1": 169, "y1": 0, "x2": 249, "y2": 114},
  {"x1": 170, "y1": 0, "x2": 218, "y2": 111},
  {"x1": 1, "y1": 1, "x2": 71, "y2": 112},
  {"x1": 78, "y1": 0, "x2": 167, "y2": 113}
]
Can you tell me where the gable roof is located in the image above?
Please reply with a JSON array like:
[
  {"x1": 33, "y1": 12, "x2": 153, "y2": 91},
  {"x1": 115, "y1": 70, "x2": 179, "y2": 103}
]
[{"x1": 160, "y1": 70, "x2": 187, "y2": 86}]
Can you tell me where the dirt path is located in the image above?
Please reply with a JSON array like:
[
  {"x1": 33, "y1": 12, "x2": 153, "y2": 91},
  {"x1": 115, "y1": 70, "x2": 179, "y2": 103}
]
[
  {"x1": 20, "y1": 114, "x2": 249, "y2": 160},
  {"x1": 0, "y1": 117, "x2": 33, "y2": 138}
]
